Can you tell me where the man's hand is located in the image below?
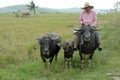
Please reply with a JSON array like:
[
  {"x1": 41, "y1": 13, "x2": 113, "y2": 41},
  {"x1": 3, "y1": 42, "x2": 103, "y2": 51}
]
[
  {"x1": 88, "y1": 25, "x2": 90, "y2": 26},
  {"x1": 82, "y1": 23, "x2": 84, "y2": 26}
]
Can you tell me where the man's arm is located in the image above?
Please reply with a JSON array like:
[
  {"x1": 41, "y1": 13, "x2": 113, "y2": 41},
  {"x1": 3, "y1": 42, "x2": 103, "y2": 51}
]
[
  {"x1": 91, "y1": 12, "x2": 97, "y2": 26},
  {"x1": 79, "y1": 12, "x2": 84, "y2": 25}
]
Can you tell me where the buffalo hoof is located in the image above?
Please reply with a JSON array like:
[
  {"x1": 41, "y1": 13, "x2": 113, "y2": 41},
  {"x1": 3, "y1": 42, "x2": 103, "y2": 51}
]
[
  {"x1": 80, "y1": 60, "x2": 84, "y2": 69},
  {"x1": 73, "y1": 48, "x2": 77, "y2": 51},
  {"x1": 98, "y1": 47, "x2": 102, "y2": 51},
  {"x1": 80, "y1": 66, "x2": 83, "y2": 70},
  {"x1": 88, "y1": 60, "x2": 92, "y2": 69}
]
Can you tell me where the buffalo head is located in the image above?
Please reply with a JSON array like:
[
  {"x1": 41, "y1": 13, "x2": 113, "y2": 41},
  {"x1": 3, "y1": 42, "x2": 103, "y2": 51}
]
[
  {"x1": 37, "y1": 36, "x2": 52, "y2": 56},
  {"x1": 59, "y1": 40, "x2": 74, "y2": 52}
]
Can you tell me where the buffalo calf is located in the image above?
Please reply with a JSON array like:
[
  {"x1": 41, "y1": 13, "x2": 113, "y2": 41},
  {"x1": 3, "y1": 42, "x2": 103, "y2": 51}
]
[{"x1": 60, "y1": 40, "x2": 74, "y2": 69}]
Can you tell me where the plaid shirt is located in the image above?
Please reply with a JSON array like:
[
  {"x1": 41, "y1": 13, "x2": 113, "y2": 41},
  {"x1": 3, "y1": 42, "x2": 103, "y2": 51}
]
[{"x1": 79, "y1": 10, "x2": 97, "y2": 26}]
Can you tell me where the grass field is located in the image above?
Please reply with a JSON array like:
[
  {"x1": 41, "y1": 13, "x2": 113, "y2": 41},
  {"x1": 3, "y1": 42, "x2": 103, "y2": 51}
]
[{"x1": 0, "y1": 13, "x2": 120, "y2": 80}]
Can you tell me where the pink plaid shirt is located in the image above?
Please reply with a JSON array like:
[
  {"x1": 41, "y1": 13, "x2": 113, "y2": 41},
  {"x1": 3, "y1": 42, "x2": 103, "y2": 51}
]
[{"x1": 79, "y1": 10, "x2": 97, "y2": 26}]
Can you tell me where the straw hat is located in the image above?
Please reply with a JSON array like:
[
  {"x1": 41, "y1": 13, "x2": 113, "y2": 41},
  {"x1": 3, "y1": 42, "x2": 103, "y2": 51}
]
[{"x1": 82, "y1": 2, "x2": 94, "y2": 9}]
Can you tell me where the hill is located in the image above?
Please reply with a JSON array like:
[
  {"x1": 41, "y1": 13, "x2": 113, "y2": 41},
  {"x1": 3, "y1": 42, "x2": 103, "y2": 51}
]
[
  {"x1": 0, "y1": 5, "x2": 58, "y2": 13},
  {"x1": 0, "y1": 4, "x2": 109, "y2": 14},
  {"x1": 0, "y1": 5, "x2": 28, "y2": 13}
]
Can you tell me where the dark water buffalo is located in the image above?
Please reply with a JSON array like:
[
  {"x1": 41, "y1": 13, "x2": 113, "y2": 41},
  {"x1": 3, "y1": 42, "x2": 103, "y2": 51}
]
[
  {"x1": 37, "y1": 33, "x2": 61, "y2": 68},
  {"x1": 59, "y1": 40, "x2": 74, "y2": 69},
  {"x1": 21, "y1": 12, "x2": 30, "y2": 17},
  {"x1": 74, "y1": 25, "x2": 99, "y2": 69}
]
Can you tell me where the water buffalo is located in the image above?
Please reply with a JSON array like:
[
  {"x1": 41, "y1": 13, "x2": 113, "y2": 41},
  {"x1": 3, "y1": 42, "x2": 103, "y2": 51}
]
[
  {"x1": 21, "y1": 12, "x2": 30, "y2": 17},
  {"x1": 37, "y1": 33, "x2": 61, "y2": 68},
  {"x1": 59, "y1": 40, "x2": 74, "y2": 69},
  {"x1": 74, "y1": 25, "x2": 100, "y2": 69}
]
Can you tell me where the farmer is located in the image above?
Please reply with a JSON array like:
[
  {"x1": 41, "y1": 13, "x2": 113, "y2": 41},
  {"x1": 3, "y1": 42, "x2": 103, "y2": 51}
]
[{"x1": 74, "y1": 2, "x2": 102, "y2": 51}]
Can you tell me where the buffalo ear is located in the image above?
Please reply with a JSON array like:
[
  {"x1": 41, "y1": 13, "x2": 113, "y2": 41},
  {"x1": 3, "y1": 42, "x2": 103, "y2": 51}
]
[
  {"x1": 72, "y1": 41, "x2": 74, "y2": 46},
  {"x1": 36, "y1": 38, "x2": 42, "y2": 44},
  {"x1": 57, "y1": 43, "x2": 61, "y2": 47}
]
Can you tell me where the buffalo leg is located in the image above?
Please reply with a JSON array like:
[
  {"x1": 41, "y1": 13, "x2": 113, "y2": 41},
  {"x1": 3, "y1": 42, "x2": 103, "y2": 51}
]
[
  {"x1": 41, "y1": 53, "x2": 46, "y2": 62},
  {"x1": 88, "y1": 59, "x2": 92, "y2": 69},
  {"x1": 69, "y1": 61, "x2": 72, "y2": 69},
  {"x1": 79, "y1": 53, "x2": 84, "y2": 69},
  {"x1": 45, "y1": 58, "x2": 50, "y2": 69},
  {"x1": 81, "y1": 59, "x2": 84, "y2": 69},
  {"x1": 65, "y1": 58, "x2": 68, "y2": 69},
  {"x1": 88, "y1": 53, "x2": 94, "y2": 68},
  {"x1": 65, "y1": 61, "x2": 68, "y2": 69},
  {"x1": 69, "y1": 57, "x2": 72, "y2": 69},
  {"x1": 41, "y1": 54, "x2": 47, "y2": 67},
  {"x1": 49, "y1": 56, "x2": 54, "y2": 64},
  {"x1": 55, "y1": 53, "x2": 58, "y2": 63}
]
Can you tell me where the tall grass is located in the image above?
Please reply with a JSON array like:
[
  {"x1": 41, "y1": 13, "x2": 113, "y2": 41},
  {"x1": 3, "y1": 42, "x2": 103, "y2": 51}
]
[{"x1": 0, "y1": 13, "x2": 120, "y2": 80}]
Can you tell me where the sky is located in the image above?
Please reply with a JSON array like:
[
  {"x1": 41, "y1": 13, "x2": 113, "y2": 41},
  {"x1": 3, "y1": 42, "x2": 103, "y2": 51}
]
[{"x1": 0, "y1": 0, "x2": 120, "y2": 9}]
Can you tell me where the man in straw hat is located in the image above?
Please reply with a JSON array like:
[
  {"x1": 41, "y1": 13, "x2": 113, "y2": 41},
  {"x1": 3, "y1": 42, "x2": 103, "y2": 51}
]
[
  {"x1": 80, "y1": 2, "x2": 95, "y2": 26},
  {"x1": 74, "y1": 2, "x2": 102, "y2": 51}
]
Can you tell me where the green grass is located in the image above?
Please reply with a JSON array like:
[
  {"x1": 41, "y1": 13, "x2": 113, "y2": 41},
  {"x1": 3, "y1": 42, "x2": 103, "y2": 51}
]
[{"x1": 0, "y1": 13, "x2": 120, "y2": 80}]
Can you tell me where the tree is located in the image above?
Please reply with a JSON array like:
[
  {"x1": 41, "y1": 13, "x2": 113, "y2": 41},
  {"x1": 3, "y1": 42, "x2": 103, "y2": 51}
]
[
  {"x1": 114, "y1": 1, "x2": 120, "y2": 12},
  {"x1": 112, "y1": 1, "x2": 120, "y2": 27},
  {"x1": 27, "y1": 1, "x2": 37, "y2": 14}
]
